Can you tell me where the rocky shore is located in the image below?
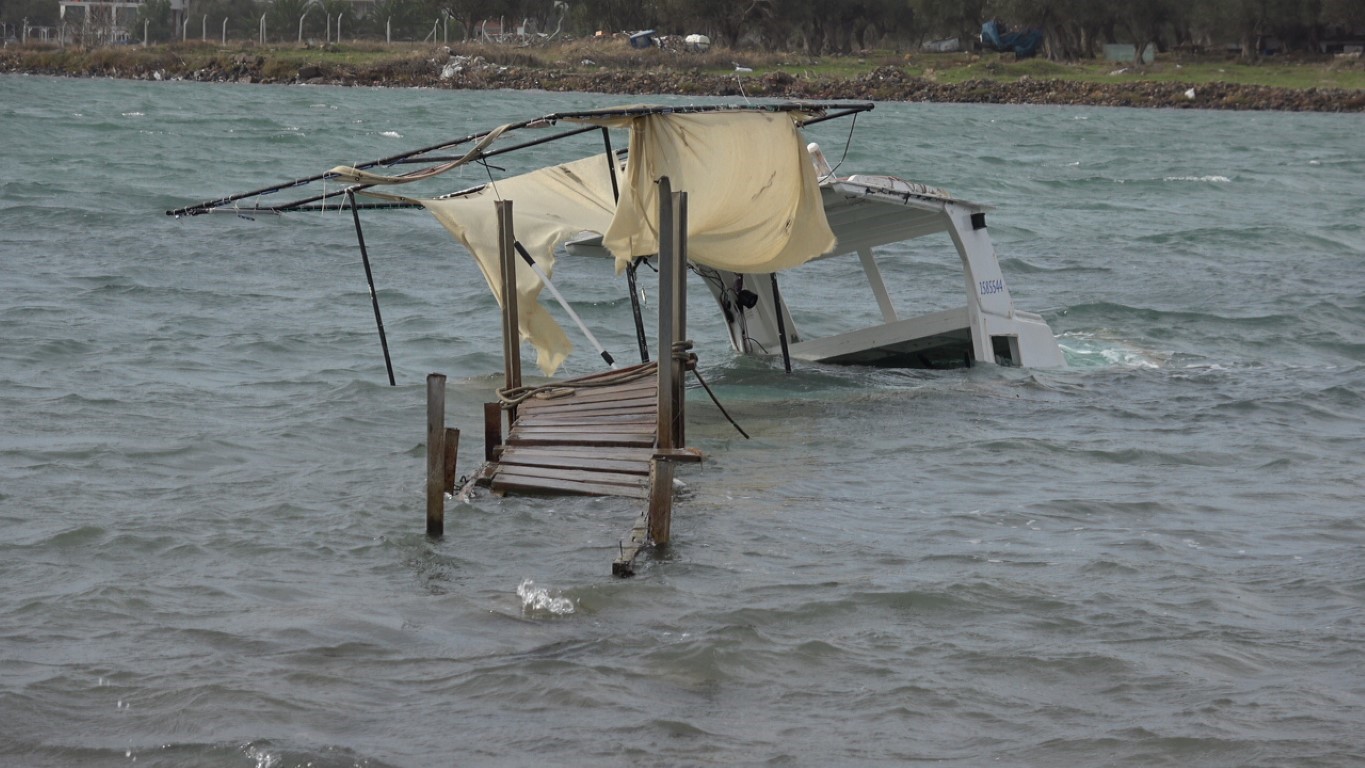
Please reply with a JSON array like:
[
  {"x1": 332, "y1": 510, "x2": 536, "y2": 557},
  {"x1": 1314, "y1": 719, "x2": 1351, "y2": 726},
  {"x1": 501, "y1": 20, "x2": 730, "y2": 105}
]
[{"x1": 4, "y1": 46, "x2": 1363, "y2": 112}]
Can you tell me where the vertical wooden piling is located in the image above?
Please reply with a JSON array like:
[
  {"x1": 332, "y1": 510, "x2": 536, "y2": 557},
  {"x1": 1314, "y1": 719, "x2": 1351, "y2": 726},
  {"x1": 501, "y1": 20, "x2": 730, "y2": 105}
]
[
  {"x1": 443, "y1": 427, "x2": 460, "y2": 494},
  {"x1": 673, "y1": 192, "x2": 688, "y2": 447},
  {"x1": 656, "y1": 177, "x2": 676, "y2": 454},
  {"x1": 496, "y1": 200, "x2": 521, "y2": 424},
  {"x1": 648, "y1": 457, "x2": 674, "y2": 545},
  {"x1": 650, "y1": 177, "x2": 688, "y2": 549},
  {"x1": 426, "y1": 373, "x2": 447, "y2": 537},
  {"x1": 483, "y1": 402, "x2": 502, "y2": 461}
]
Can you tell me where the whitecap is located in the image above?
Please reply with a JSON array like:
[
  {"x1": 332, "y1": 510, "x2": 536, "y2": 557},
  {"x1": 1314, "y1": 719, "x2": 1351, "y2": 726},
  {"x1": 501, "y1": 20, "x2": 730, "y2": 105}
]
[
  {"x1": 1058, "y1": 332, "x2": 1166, "y2": 369},
  {"x1": 381, "y1": 130, "x2": 402, "y2": 139},
  {"x1": 1162, "y1": 175, "x2": 1231, "y2": 183},
  {"x1": 244, "y1": 744, "x2": 280, "y2": 768},
  {"x1": 517, "y1": 578, "x2": 575, "y2": 615},
  {"x1": 122, "y1": 111, "x2": 145, "y2": 117}
]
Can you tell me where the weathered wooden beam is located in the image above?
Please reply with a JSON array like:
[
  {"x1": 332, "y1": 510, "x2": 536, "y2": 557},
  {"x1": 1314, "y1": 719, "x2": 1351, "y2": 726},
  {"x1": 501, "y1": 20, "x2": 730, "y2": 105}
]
[
  {"x1": 674, "y1": 193, "x2": 688, "y2": 447},
  {"x1": 494, "y1": 464, "x2": 649, "y2": 490},
  {"x1": 443, "y1": 427, "x2": 460, "y2": 494},
  {"x1": 514, "y1": 413, "x2": 658, "y2": 426},
  {"x1": 518, "y1": 389, "x2": 658, "y2": 409},
  {"x1": 494, "y1": 471, "x2": 650, "y2": 500},
  {"x1": 497, "y1": 450, "x2": 652, "y2": 475},
  {"x1": 506, "y1": 432, "x2": 655, "y2": 449},
  {"x1": 613, "y1": 512, "x2": 650, "y2": 577},
  {"x1": 508, "y1": 423, "x2": 656, "y2": 435},
  {"x1": 426, "y1": 373, "x2": 447, "y2": 537},
  {"x1": 483, "y1": 402, "x2": 502, "y2": 461},
  {"x1": 496, "y1": 200, "x2": 521, "y2": 423},
  {"x1": 657, "y1": 177, "x2": 676, "y2": 453},
  {"x1": 647, "y1": 457, "x2": 674, "y2": 545},
  {"x1": 502, "y1": 445, "x2": 656, "y2": 458}
]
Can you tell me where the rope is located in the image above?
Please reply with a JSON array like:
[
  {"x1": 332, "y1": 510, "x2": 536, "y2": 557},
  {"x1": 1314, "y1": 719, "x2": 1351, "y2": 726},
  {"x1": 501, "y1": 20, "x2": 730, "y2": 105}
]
[
  {"x1": 689, "y1": 367, "x2": 750, "y2": 440},
  {"x1": 673, "y1": 340, "x2": 750, "y2": 440},
  {"x1": 496, "y1": 361, "x2": 657, "y2": 407}
]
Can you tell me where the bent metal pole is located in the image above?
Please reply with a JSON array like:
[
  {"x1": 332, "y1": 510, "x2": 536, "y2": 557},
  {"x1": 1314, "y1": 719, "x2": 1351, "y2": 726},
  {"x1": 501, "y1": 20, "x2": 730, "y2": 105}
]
[{"x1": 513, "y1": 241, "x2": 616, "y2": 369}]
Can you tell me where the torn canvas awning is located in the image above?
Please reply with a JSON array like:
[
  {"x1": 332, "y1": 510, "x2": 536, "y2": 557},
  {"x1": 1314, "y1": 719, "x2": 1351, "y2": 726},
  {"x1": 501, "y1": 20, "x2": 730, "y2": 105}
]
[
  {"x1": 569, "y1": 110, "x2": 837, "y2": 274},
  {"x1": 398, "y1": 153, "x2": 620, "y2": 376},
  {"x1": 357, "y1": 109, "x2": 836, "y2": 376}
]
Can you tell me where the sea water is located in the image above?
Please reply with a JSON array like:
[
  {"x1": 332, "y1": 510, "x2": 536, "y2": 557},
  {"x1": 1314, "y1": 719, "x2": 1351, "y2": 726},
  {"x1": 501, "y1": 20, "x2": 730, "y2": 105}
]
[{"x1": 1, "y1": 74, "x2": 1363, "y2": 767}]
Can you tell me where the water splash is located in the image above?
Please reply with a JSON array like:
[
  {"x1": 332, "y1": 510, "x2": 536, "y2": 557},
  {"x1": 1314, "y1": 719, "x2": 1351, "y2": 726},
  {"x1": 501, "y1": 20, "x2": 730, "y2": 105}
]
[
  {"x1": 1163, "y1": 175, "x2": 1231, "y2": 183},
  {"x1": 243, "y1": 743, "x2": 280, "y2": 768},
  {"x1": 1058, "y1": 332, "x2": 1167, "y2": 369},
  {"x1": 517, "y1": 579, "x2": 575, "y2": 616}
]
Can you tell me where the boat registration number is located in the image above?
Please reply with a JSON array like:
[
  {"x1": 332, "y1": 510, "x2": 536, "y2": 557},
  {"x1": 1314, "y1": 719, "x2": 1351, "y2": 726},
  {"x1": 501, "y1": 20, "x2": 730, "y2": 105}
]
[{"x1": 978, "y1": 279, "x2": 1005, "y2": 296}]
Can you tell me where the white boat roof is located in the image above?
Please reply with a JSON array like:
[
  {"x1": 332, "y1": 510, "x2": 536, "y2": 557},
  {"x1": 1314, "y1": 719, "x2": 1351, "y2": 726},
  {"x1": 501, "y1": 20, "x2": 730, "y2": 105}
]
[{"x1": 815, "y1": 175, "x2": 987, "y2": 260}]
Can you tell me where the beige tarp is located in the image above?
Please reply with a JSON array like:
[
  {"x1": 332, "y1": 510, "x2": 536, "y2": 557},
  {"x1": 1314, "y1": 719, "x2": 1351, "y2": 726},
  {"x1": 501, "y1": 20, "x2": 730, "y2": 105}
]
[
  {"x1": 354, "y1": 109, "x2": 835, "y2": 376},
  {"x1": 416, "y1": 153, "x2": 619, "y2": 376},
  {"x1": 571, "y1": 110, "x2": 837, "y2": 274}
]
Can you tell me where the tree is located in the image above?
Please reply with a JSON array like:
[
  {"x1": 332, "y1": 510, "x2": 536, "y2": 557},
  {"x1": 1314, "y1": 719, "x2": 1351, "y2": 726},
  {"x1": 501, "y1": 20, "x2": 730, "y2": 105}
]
[
  {"x1": 135, "y1": 0, "x2": 174, "y2": 42},
  {"x1": 1115, "y1": 0, "x2": 1176, "y2": 64},
  {"x1": 911, "y1": 0, "x2": 988, "y2": 47},
  {"x1": 192, "y1": 0, "x2": 259, "y2": 42},
  {"x1": 1, "y1": 0, "x2": 60, "y2": 29}
]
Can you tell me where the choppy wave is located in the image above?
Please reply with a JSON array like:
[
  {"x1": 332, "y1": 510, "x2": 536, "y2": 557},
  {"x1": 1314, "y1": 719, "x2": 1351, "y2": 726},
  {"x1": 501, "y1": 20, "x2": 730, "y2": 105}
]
[{"x1": 2, "y1": 76, "x2": 1363, "y2": 767}]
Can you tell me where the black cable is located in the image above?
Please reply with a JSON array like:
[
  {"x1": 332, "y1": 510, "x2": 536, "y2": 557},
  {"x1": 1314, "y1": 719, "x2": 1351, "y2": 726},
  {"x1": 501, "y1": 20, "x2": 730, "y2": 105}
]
[{"x1": 825, "y1": 111, "x2": 859, "y2": 179}]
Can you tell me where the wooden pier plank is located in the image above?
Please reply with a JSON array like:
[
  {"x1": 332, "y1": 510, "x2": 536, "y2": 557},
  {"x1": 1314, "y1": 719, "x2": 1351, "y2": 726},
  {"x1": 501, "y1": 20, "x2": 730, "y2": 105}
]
[
  {"x1": 509, "y1": 423, "x2": 657, "y2": 435},
  {"x1": 518, "y1": 381, "x2": 658, "y2": 405},
  {"x1": 500, "y1": 445, "x2": 657, "y2": 461},
  {"x1": 494, "y1": 464, "x2": 648, "y2": 488},
  {"x1": 513, "y1": 415, "x2": 658, "y2": 428},
  {"x1": 520, "y1": 389, "x2": 657, "y2": 411},
  {"x1": 508, "y1": 433, "x2": 656, "y2": 448},
  {"x1": 498, "y1": 452, "x2": 653, "y2": 475},
  {"x1": 492, "y1": 469, "x2": 650, "y2": 500},
  {"x1": 517, "y1": 404, "x2": 659, "y2": 420}
]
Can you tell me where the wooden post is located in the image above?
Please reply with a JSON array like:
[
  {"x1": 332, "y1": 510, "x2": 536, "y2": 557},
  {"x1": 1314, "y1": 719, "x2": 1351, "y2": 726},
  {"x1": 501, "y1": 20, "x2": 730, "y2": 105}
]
[
  {"x1": 496, "y1": 200, "x2": 521, "y2": 423},
  {"x1": 443, "y1": 427, "x2": 460, "y2": 493},
  {"x1": 650, "y1": 178, "x2": 686, "y2": 549},
  {"x1": 648, "y1": 457, "x2": 674, "y2": 545},
  {"x1": 426, "y1": 373, "x2": 446, "y2": 537},
  {"x1": 483, "y1": 402, "x2": 503, "y2": 461},
  {"x1": 673, "y1": 191, "x2": 688, "y2": 447},
  {"x1": 656, "y1": 177, "x2": 676, "y2": 453}
]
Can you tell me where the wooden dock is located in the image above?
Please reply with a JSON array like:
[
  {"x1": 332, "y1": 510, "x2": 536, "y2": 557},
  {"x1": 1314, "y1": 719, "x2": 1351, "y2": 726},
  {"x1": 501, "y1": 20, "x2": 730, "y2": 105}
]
[
  {"x1": 429, "y1": 181, "x2": 697, "y2": 576},
  {"x1": 492, "y1": 362, "x2": 660, "y2": 500}
]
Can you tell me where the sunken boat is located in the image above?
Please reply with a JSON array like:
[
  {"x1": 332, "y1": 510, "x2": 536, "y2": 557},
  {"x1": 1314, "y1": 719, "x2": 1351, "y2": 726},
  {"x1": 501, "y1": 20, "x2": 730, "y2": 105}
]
[{"x1": 170, "y1": 102, "x2": 1065, "y2": 376}]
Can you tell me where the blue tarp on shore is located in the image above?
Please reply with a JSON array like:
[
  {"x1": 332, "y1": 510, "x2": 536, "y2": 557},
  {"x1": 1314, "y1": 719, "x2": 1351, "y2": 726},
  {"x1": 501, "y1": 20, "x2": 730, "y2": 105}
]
[{"x1": 981, "y1": 20, "x2": 1043, "y2": 58}]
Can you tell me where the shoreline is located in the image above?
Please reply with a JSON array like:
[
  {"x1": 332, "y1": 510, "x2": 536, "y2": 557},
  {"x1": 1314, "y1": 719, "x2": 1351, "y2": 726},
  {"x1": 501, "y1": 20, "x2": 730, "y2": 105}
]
[{"x1": 4, "y1": 45, "x2": 1363, "y2": 112}]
